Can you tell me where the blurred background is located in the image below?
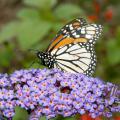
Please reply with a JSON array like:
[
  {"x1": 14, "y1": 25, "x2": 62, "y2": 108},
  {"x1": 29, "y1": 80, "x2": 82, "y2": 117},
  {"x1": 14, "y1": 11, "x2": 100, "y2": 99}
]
[{"x1": 0, "y1": 0, "x2": 120, "y2": 119}]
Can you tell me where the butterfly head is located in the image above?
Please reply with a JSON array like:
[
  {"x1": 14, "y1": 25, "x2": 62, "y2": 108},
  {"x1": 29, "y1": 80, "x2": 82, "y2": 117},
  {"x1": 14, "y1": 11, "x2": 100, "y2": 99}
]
[{"x1": 37, "y1": 51, "x2": 55, "y2": 68}]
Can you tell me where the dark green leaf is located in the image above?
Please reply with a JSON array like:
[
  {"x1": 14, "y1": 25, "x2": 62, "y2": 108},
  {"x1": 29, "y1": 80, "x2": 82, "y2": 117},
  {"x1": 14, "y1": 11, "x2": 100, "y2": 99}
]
[
  {"x1": 0, "y1": 47, "x2": 13, "y2": 67},
  {"x1": 63, "y1": 116, "x2": 76, "y2": 120},
  {"x1": 17, "y1": 20, "x2": 52, "y2": 49},
  {"x1": 50, "y1": 115, "x2": 76, "y2": 120},
  {"x1": 107, "y1": 39, "x2": 120, "y2": 65},
  {"x1": 116, "y1": 26, "x2": 120, "y2": 45},
  {"x1": 17, "y1": 8, "x2": 40, "y2": 20},
  {"x1": 52, "y1": 22, "x2": 64, "y2": 32},
  {"x1": 13, "y1": 107, "x2": 28, "y2": 120},
  {"x1": 24, "y1": 0, "x2": 57, "y2": 9},
  {"x1": 0, "y1": 22, "x2": 18, "y2": 43},
  {"x1": 54, "y1": 4, "x2": 84, "y2": 20},
  {"x1": 40, "y1": 116, "x2": 46, "y2": 120}
]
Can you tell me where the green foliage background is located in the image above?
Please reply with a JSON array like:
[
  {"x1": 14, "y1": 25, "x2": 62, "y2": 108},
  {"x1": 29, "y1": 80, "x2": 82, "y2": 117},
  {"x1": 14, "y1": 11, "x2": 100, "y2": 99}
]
[{"x1": 0, "y1": 0, "x2": 120, "y2": 119}]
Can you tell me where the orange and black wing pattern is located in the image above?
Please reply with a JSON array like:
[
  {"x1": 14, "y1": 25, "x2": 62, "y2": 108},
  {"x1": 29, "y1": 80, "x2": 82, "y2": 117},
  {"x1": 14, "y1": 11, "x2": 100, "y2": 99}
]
[
  {"x1": 47, "y1": 18, "x2": 102, "y2": 52},
  {"x1": 47, "y1": 18, "x2": 88, "y2": 52},
  {"x1": 37, "y1": 18, "x2": 103, "y2": 76}
]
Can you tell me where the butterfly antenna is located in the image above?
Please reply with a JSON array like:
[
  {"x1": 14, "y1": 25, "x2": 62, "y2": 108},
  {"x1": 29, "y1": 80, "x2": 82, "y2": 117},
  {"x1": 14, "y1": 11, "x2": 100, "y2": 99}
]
[
  {"x1": 27, "y1": 49, "x2": 39, "y2": 68},
  {"x1": 29, "y1": 60, "x2": 36, "y2": 68},
  {"x1": 28, "y1": 48, "x2": 39, "y2": 54},
  {"x1": 27, "y1": 58, "x2": 39, "y2": 68}
]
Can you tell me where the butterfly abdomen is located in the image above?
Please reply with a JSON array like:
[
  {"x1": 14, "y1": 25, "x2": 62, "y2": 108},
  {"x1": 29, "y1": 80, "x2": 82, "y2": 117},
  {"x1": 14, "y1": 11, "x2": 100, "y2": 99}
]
[{"x1": 37, "y1": 51, "x2": 55, "y2": 68}]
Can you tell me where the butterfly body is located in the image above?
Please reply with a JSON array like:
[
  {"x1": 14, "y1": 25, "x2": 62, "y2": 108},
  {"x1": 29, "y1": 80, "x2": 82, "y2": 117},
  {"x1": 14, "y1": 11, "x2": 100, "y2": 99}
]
[
  {"x1": 36, "y1": 18, "x2": 103, "y2": 76},
  {"x1": 37, "y1": 51, "x2": 55, "y2": 68}
]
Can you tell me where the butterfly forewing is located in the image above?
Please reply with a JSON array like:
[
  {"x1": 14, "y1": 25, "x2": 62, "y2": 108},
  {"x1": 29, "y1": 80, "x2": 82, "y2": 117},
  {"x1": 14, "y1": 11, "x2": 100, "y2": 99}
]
[
  {"x1": 47, "y1": 18, "x2": 102, "y2": 52},
  {"x1": 70, "y1": 24, "x2": 103, "y2": 45},
  {"x1": 58, "y1": 18, "x2": 88, "y2": 35},
  {"x1": 47, "y1": 18, "x2": 88, "y2": 52}
]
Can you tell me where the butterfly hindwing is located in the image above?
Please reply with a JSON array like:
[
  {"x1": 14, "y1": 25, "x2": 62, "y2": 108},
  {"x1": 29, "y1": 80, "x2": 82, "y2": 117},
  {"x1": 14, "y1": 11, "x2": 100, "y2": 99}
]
[{"x1": 51, "y1": 42, "x2": 96, "y2": 76}]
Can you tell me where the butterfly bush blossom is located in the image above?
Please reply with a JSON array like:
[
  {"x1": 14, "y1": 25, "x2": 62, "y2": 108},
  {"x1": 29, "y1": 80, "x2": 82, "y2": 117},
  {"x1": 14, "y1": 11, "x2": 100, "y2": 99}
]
[{"x1": 0, "y1": 68, "x2": 119, "y2": 120}]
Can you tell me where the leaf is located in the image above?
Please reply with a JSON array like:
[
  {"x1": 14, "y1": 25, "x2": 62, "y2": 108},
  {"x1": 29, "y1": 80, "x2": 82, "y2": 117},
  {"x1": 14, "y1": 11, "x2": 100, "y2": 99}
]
[
  {"x1": 40, "y1": 116, "x2": 46, "y2": 120},
  {"x1": 17, "y1": 20, "x2": 52, "y2": 49},
  {"x1": 63, "y1": 116, "x2": 76, "y2": 120},
  {"x1": 0, "y1": 47, "x2": 14, "y2": 67},
  {"x1": 0, "y1": 22, "x2": 18, "y2": 43},
  {"x1": 52, "y1": 22, "x2": 64, "y2": 32},
  {"x1": 107, "y1": 39, "x2": 120, "y2": 65},
  {"x1": 116, "y1": 26, "x2": 120, "y2": 45},
  {"x1": 50, "y1": 115, "x2": 76, "y2": 120},
  {"x1": 17, "y1": 8, "x2": 40, "y2": 20},
  {"x1": 54, "y1": 4, "x2": 84, "y2": 20},
  {"x1": 34, "y1": 38, "x2": 50, "y2": 50},
  {"x1": 13, "y1": 107, "x2": 28, "y2": 120},
  {"x1": 24, "y1": 0, "x2": 57, "y2": 9}
]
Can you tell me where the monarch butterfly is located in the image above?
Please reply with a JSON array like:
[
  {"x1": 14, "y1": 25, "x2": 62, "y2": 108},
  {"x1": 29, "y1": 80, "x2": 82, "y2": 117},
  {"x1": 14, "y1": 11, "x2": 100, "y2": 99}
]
[{"x1": 36, "y1": 18, "x2": 103, "y2": 76}]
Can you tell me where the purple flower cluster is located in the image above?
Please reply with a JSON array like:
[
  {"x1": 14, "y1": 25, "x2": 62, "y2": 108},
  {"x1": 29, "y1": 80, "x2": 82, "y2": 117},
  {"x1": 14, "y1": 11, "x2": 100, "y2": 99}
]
[{"x1": 0, "y1": 68, "x2": 119, "y2": 120}]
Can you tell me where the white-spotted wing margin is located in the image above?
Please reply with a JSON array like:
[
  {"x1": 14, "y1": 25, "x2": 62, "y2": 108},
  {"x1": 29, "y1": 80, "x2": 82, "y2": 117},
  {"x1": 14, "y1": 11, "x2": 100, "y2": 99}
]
[{"x1": 71, "y1": 24, "x2": 103, "y2": 45}]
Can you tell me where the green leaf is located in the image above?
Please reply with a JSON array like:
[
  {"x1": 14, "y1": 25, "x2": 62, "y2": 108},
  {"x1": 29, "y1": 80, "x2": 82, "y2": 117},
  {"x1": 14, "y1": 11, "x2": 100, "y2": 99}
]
[
  {"x1": 116, "y1": 26, "x2": 120, "y2": 45},
  {"x1": 17, "y1": 20, "x2": 52, "y2": 49},
  {"x1": 34, "y1": 38, "x2": 50, "y2": 50},
  {"x1": 107, "y1": 39, "x2": 120, "y2": 65},
  {"x1": 24, "y1": 0, "x2": 57, "y2": 9},
  {"x1": 50, "y1": 115, "x2": 76, "y2": 120},
  {"x1": 40, "y1": 116, "x2": 46, "y2": 120},
  {"x1": 63, "y1": 116, "x2": 76, "y2": 120},
  {"x1": 54, "y1": 4, "x2": 84, "y2": 20},
  {"x1": 50, "y1": 115, "x2": 63, "y2": 120},
  {"x1": 0, "y1": 22, "x2": 18, "y2": 43},
  {"x1": 52, "y1": 22, "x2": 64, "y2": 32},
  {"x1": 17, "y1": 8, "x2": 40, "y2": 20},
  {"x1": 13, "y1": 107, "x2": 28, "y2": 120},
  {"x1": 0, "y1": 47, "x2": 14, "y2": 67}
]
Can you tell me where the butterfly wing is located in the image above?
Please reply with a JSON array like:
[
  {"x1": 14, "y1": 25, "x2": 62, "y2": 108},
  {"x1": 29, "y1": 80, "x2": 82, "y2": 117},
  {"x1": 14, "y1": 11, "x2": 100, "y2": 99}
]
[
  {"x1": 47, "y1": 19, "x2": 102, "y2": 52},
  {"x1": 70, "y1": 24, "x2": 103, "y2": 45},
  {"x1": 51, "y1": 42, "x2": 96, "y2": 76},
  {"x1": 39, "y1": 18, "x2": 103, "y2": 75},
  {"x1": 57, "y1": 18, "x2": 88, "y2": 36},
  {"x1": 47, "y1": 18, "x2": 88, "y2": 51}
]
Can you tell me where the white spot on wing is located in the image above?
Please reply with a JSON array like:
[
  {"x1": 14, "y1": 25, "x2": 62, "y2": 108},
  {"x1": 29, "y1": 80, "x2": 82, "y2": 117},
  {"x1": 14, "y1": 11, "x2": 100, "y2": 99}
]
[
  {"x1": 87, "y1": 31, "x2": 95, "y2": 34},
  {"x1": 81, "y1": 30, "x2": 85, "y2": 34},
  {"x1": 86, "y1": 34, "x2": 93, "y2": 39},
  {"x1": 72, "y1": 32, "x2": 76, "y2": 36},
  {"x1": 86, "y1": 26, "x2": 95, "y2": 31},
  {"x1": 75, "y1": 35, "x2": 80, "y2": 38}
]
